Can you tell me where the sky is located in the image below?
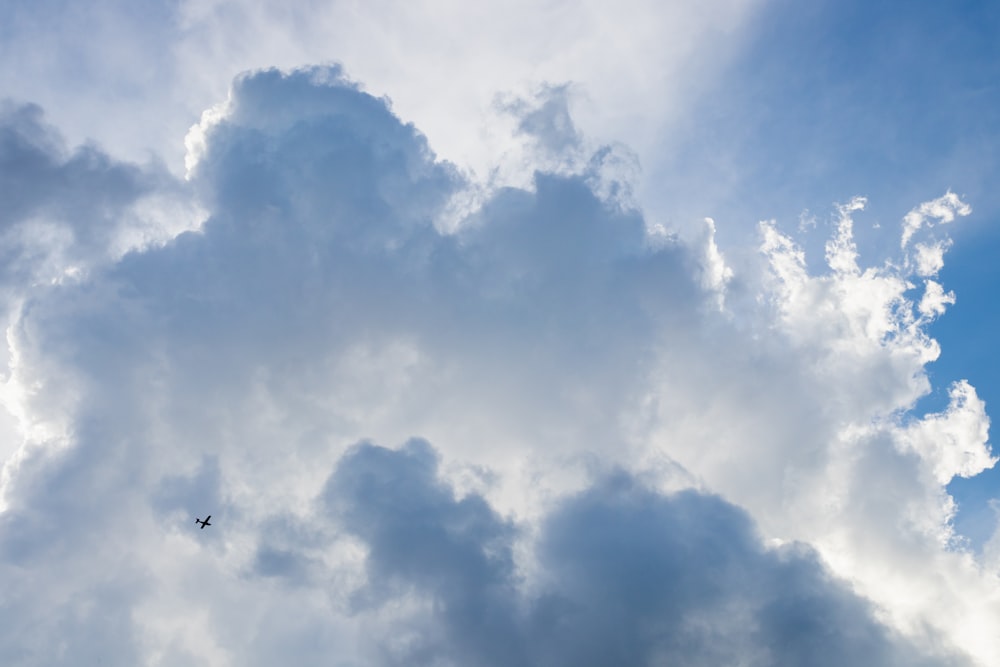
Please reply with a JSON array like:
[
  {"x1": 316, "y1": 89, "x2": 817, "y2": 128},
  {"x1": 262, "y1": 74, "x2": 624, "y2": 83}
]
[{"x1": 1, "y1": 1, "x2": 999, "y2": 665}]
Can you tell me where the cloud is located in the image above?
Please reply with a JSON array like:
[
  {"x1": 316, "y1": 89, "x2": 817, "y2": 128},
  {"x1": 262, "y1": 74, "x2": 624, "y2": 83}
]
[
  {"x1": 2, "y1": 0, "x2": 763, "y2": 188},
  {"x1": 0, "y1": 101, "x2": 199, "y2": 465},
  {"x1": 0, "y1": 101, "x2": 186, "y2": 294},
  {"x1": 320, "y1": 439, "x2": 968, "y2": 667},
  {"x1": 901, "y1": 191, "x2": 972, "y2": 249},
  {"x1": 897, "y1": 381, "x2": 995, "y2": 485},
  {"x1": 324, "y1": 439, "x2": 524, "y2": 666},
  {"x1": 502, "y1": 83, "x2": 583, "y2": 159},
  {"x1": 0, "y1": 65, "x2": 996, "y2": 665},
  {"x1": 0, "y1": 0, "x2": 182, "y2": 162}
]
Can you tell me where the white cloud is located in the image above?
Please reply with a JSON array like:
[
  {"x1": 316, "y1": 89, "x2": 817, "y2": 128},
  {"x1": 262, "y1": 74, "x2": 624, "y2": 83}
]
[
  {"x1": 0, "y1": 66, "x2": 996, "y2": 666},
  {"x1": 695, "y1": 217, "x2": 733, "y2": 309},
  {"x1": 901, "y1": 191, "x2": 972, "y2": 249},
  {"x1": 912, "y1": 240, "x2": 952, "y2": 277},
  {"x1": 918, "y1": 279, "x2": 956, "y2": 319},
  {"x1": 896, "y1": 381, "x2": 995, "y2": 485},
  {"x1": 825, "y1": 196, "x2": 867, "y2": 276}
]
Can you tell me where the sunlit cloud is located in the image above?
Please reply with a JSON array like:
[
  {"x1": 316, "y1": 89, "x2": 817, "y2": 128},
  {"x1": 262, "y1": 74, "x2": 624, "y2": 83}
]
[
  {"x1": 2, "y1": 2, "x2": 1000, "y2": 665},
  {"x1": 0, "y1": 65, "x2": 995, "y2": 665}
]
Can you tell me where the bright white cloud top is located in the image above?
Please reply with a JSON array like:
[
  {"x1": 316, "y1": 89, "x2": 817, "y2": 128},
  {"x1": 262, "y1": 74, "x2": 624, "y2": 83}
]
[{"x1": 2, "y1": 2, "x2": 999, "y2": 666}]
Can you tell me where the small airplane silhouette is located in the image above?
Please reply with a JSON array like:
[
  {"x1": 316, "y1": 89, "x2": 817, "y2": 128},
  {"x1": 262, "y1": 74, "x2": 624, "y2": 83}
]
[{"x1": 195, "y1": 515, "x2": 212, "y2": 529}]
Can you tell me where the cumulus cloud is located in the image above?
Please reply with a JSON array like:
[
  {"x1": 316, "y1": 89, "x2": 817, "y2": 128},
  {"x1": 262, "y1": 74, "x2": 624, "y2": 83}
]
[
  {"x1": 320, "y1": 439, "x2": 972, "y2": 666},
  {"x1": 0, "y1": 66, "x2": 996, "y2": 665},
  {"x1": 897, "y1": 381, "x2": 995, "y2": 485}
]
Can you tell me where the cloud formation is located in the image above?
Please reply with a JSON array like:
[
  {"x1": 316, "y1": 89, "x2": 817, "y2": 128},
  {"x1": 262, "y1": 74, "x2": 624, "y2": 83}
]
[
  {"x1": 0, "y1": 101, "x2": 184, "y2": 296},
  {"x1": 322, "y1": 439, "x2": 968, "y2": 667},
  {"x1": 0, "y1": 66, "x2": 995, "y2": 665}
]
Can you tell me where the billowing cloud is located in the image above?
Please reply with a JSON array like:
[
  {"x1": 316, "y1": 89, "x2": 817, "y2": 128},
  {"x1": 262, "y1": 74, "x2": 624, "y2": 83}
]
[
  {"x1": 0, "y1": 101, "x2": 197, "y2": 464},
  {"x1": 0, "y1": 66, "x2": 996, "y2": 666},
  {"x1": 321, "y1": 439, "x2": 967, "y2": 667}
]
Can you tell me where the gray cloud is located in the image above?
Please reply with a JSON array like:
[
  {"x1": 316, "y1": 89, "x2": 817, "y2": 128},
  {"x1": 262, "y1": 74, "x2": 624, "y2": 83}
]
[
  {"x1": 0, "y1": 66, "x2": 707, "y2": 665},
  {"x1": 326, "y1": 439, "x2": 525, "y2": 666},
  {"x1": 499, "y1": 84, "x2": 583, "y2": 158},
  {"x1": 322, "y1": 439, "x2": 968, "y2": 667},
  {"x1": 0, "y1": 99, "x2": 189, "y2": 350},
  {"x1": 0, "y1": 102, "x2": 152, "y2": 229}
]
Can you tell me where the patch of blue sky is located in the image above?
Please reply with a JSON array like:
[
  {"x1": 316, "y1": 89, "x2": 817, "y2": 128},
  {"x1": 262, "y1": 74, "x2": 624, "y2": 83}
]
[
  {"x1": 654, "y1": 0, "x2": 1000, "y2": 239},
  {"x1": 649, "y1": 0, "x2": 1000, "y2": 547}
]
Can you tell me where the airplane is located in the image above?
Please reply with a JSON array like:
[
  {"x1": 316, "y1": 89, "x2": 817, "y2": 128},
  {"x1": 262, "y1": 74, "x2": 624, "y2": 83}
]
[{"x1": 195, "y1": 515, "x2": 212, "y2": 529}]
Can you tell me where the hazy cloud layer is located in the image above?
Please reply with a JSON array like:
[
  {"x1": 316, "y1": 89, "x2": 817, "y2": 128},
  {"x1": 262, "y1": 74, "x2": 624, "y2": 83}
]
[
  {"x1": 0, "y1": 0, "x2": 761, "y2": 186},
  {"x1": 0, "y1": 66, "x2": 996, "y2": 665}
]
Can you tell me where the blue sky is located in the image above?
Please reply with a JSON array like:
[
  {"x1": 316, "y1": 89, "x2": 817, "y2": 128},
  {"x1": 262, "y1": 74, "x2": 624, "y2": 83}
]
[
  {"x1": 1, "y1": 1, "x2": 999, "y2": 665},
  {"x1": 648, "y1": 0, "x2": 1000, "y2": 257}
]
